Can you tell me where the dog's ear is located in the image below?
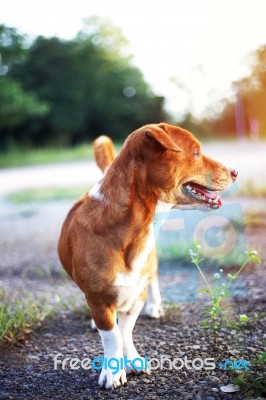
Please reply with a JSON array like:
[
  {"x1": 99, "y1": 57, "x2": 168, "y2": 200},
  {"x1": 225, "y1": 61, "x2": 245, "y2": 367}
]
[{"x1": 144, "y1": 125, "x2": 182, "y2": 152}]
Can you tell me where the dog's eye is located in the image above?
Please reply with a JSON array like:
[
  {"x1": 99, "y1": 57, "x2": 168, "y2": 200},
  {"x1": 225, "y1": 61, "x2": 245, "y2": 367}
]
[{"x1": 194, "y1": 149, "x2": 200, "y2": 158}]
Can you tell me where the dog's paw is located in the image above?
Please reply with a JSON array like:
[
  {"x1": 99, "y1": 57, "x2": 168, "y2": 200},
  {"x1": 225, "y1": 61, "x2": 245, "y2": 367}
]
[
  {"x1": 98, "y1": 367, "x2": 127, "y2": 389},
  {"x1": 144, "y1": 303, "x2": 164, "y2": 319},
  {"x1": 125, "y1": 354, "x2": 150, "y2": 375}
]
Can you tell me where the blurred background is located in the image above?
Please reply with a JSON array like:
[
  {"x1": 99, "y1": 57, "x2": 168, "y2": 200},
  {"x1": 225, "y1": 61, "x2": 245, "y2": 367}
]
[
  {"x1": 1, "y1": 0, "x2": 266, "y2": 151},
  {"x1": 0, "y1": 0, "x2": 266, "y2": 335}
]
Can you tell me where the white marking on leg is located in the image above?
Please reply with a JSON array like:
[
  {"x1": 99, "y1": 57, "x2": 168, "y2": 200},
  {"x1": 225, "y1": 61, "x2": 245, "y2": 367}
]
[
  {"x1": 118, "y1": 300, "x2": 150, "y2": 374},
  {"x1": 98, "y1": 325, "x2": 127, "y2": 389},
  {"x1": 145, "y1": 277, "x2": 164, "y2": 318},
  {"x1": 90, "y1": 318, "x2": 96, "y2": 330}
]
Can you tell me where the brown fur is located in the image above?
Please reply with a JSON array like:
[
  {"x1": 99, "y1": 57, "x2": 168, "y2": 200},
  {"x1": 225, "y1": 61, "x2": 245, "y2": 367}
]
[{"x1": 58, "y1": 123, "x2": 235, "y2": 331}]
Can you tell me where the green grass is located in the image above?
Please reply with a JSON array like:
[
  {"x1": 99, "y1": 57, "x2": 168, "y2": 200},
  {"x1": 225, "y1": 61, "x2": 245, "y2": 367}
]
[
  {"x1": 0, "y1": 285, "x2": 90, "y2": 346},
  {"x1": 0, "y1": 143, "x2": 123, "y2": 169},
  {"x1": 244, "y1": 212, "x2": 266, "y2": 227},
  {"x1": 55, "y1": 293, "x2": 91, "y2": 317},
  {"x1": 0, "y1": 289, "x2": 53, "y2": 344},
  {"x1": 0, "y1": 144, "x2": 94, "y2": 168},
  {"x1": 237, "y1": 185, "x2": 266, "y2": 198},
  {"x1": 7, "y1": 185, "x2": 91, "y2": 204}
]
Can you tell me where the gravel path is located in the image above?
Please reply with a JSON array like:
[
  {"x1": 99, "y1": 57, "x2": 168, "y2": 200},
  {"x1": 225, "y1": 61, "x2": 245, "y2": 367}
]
[
  {"x1": 0, "y1": 196, "x2": 265, "y2": 399},
  {"x1": 0, "y1": 295, "x2": 265, "y2": 400}
]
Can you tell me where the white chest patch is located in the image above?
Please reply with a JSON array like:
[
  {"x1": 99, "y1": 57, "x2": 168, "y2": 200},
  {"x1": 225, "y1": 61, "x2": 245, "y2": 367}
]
[
  {"x1": 132, "y1": 224, "x2": 155, "y2": 272},
  {"x1": 88, "y1": 180, "x2": 105, "y2": 202},
  {"x1": 155, "y1": 200, "x2": 175, "y2": 213},
  {"x1": 115, "y1": 224, "x2": 155, "y2": 312}
]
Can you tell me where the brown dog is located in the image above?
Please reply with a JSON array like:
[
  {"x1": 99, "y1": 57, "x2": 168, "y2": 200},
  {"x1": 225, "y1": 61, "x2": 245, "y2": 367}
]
[
  {"x1": 58, "y1": 123, "x2": 237, "y2": 389},
  {"x1": 91, "y1": 135, "x2": 162, "y2": 324}
]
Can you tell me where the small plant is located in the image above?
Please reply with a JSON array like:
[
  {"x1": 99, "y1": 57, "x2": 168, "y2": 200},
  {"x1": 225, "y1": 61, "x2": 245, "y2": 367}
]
[
  {"x1": 233, "y1": 347, "x2": 266, "y2": 397},
  {"x1": 163, "y1": 303, "x2": 179, "y2": 318},
  {"x1": 189, "y1": 246, "x2": 262, "y2": 346},
  {"x1": 0, "y1": 289, "x2": 53, "y2": 344}
]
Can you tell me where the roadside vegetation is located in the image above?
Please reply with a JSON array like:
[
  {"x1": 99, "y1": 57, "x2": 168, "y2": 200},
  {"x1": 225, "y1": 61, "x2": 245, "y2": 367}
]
[
  {"x1": 0, "y1": 144, "x2": 94, "y2": 168},
  {"x1": 0, "y1": 289, "x2": 54, "y2": 344},
  {"x1": 7, "y1": 185, "x2": 91, "y2": 204},
  {"x1": 0, "y1": 20, "x2": 167, "y2": 152},
  {"x1": 237, "y1": 184, "x2": 266, "y2": 198},
  {"x1": 0, "y1": 285, "x2": 91, "y2": 346},
  {"x1": 0, "y1": 143, "x2": 123, "y2": 169},
  {"x1": 189, "y1": 246, "x2": 262, "y2": 344}
]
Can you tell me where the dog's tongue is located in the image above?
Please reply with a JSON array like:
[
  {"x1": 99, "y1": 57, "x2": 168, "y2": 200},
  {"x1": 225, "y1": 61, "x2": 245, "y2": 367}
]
[{"x1": 190, "y1": 182, "x2": 222, "y2": 205}]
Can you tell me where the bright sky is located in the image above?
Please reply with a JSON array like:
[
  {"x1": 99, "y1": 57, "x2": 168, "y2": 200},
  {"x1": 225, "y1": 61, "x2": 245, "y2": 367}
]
[{"x1": 1, "y1": 0, "x2": 266, "y2": 119}]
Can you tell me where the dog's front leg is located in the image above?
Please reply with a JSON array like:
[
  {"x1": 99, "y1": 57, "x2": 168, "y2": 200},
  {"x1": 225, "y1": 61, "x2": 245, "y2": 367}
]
[
  {"x1": 90, "y1": 305, "x2": 127, "y2": 389},
  {"x1": 118, "y1": 298, "x2": 150, "y2": 374}
]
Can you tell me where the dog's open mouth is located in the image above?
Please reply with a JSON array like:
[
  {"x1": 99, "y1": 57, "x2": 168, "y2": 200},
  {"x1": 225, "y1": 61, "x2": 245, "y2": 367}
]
[{"x1": 182, "y1": 182, "x2": 222, "y2": 210}]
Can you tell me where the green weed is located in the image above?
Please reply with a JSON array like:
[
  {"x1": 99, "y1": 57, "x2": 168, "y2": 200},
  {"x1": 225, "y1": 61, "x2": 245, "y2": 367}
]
[
  {"x1": 189, "y1": 246, "x2": 262, "y2": 346},
  {"x1": 0, "y1": 289, "x2": 53, "y2": 344},
  {"x1": 233, "y1": 348, "x2": 266, "y2": 397}
]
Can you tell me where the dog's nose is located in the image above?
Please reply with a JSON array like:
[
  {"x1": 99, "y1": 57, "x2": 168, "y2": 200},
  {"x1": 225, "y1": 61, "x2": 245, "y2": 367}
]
[{"x1": 230, "y1": 168, "x2": 238, "y2": 181}]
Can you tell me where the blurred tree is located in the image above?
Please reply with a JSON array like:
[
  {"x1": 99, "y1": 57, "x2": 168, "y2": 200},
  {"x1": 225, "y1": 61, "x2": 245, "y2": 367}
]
[
  {"x1": 71, "y1": 17, "x2": 166, "y2": 143},
  {"x1": 0, "y1": 24, "x2": 27, "y2": 73},
  {"x1": 202, "y1": 45, "x2": 266, "y2": 139},
  {"x1": 11, "y1": 36, "x2": 80, "y2": 146},
  {"x1": 0, "y1": 25, "x2": 49, "y2": 149},
  {"x1": 0, "y1": 77, "x2": 49, "y2": 129},
  {"x1": 8, "y1": 17, "x2": 167, "y2": 148},
  {"x1": 238, "y1": 45, "x2": 266, "y2": 137}
]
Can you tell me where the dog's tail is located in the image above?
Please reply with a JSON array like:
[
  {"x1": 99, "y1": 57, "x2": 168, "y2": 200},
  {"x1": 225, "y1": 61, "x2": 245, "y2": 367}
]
[{"x1": 93, "y1": 135, "x2": 116, "y2": 173}]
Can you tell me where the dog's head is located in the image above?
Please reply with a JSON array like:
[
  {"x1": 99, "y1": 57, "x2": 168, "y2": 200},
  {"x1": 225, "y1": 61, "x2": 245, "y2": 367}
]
[{"x1": 127, "y1": 123, "x2": 237, "y2": 211}]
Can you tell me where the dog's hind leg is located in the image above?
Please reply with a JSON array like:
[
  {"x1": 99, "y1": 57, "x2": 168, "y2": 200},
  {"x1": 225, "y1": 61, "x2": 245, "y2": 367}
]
[
  {"x1": 89, "y1": 318, "x2": 97, "y2": 330},
  {"x1": 144, "y1": 275, "x2": 164, "y2": 318},
  {"x1": 118, "y1": 297, "x2": 150, "y2": 375},
  {"x1": 143, "y1": 247, "x2": 164, "y2": 318}
]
